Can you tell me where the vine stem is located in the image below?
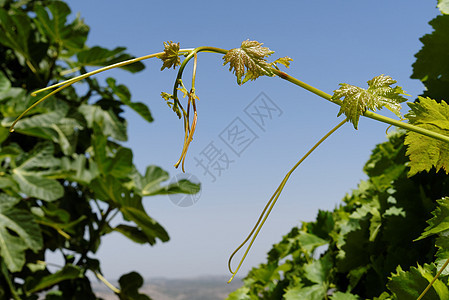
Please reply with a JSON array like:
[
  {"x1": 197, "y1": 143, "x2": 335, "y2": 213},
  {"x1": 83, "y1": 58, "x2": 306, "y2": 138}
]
[
  {"x1": 8, "y1": 49, "x2": 194, "y2": 132},
  {"x1": 417, "y1": 257, "x2": 449, "y2": 300},
  {"x1": 271, "y1": 69, "x2": 449, "y2": 144},
  {"x1": 94, "y1": 271, "x2": 121, "y2": 294},
  {"x1": 0, "y1": 260, "x2": 20, "y2": 300},
  {"x1": 227, "y1": 118, "x2": 347, "y2": 283}
]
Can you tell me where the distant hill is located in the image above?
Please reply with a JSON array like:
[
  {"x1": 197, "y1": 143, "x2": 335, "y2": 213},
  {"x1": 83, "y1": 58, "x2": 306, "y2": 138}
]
[{"x1": 93, "y1": 276, "x2": 243, "y2": 300}]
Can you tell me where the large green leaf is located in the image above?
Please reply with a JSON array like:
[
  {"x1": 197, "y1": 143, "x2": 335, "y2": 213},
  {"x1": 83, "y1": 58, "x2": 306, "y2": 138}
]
[
  {"x1": 61, "y1": 154, "x2": 99, "y2": 185},
  {"x1": 119, "y1": 196, "x2": 169, "y2": 245},
  {"x1": 113, "y1": 224, "x2": 148, "y2": 244},
  {"x1": 387, "y1": 264, "x2": 449, "y2": 299},
  {"x1": 0, "y1": 194, "x2": 43, "y2": 272},
  {"x1": 0, "y1": 71, "x2": 11, "y2": 93},
  {"x1": 33, "y1": 1, "x2": 87, "y2": 52},
  {"x1": 128, "y1": 166, "x2": 200, "y2": 196},
  {"x1": 0, "y1": 8, "x2": 31, "y2": 58},
  {"x1": 76, "y1": 46, "x2": 145, "y2": 73},
  {"x1": 303, "y1": 253, "x2": 332, "y2": 284},
  {"x1": 91, "y1": 134, "x2": 133, "y2": 178},
  {"x1": 89, "y1": 176, "x2": 169, "y2": 245},
  {"x1": 404, "y1": 97, "x2": 449, "y2": 176},
  {"x1": 297, "y1": 232, "x2": 328, "y2": 252},
  {"x1": 79, "y1": 104, "x2": 127, "y2": 141},
  {"x1": 106, "y1": 78, "x2": 153, "y2": 123},
  {"x1": 11, "y1": 143, "x2": 64, "y2": 201},
  {"x1": 25, "y1": 264, "x2": 82, "y2": 294}
]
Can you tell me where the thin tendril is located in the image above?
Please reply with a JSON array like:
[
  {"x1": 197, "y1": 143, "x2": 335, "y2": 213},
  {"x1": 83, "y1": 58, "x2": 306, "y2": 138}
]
[
  {"x1": 94, "y1": 271, "x2": 121, "y2": 294},
  {"x1": 174, "y1": 53, "x2": 199, "y2": 171},
  {"x1": 9, "y1": 49, "x2": 194, "y2": 131},
  {"x1": 227, "y1": 118, "x2": 347, "y2": 283},
  {"x1": 417, "y1": 257, "x2": 449, "y2": 300}
]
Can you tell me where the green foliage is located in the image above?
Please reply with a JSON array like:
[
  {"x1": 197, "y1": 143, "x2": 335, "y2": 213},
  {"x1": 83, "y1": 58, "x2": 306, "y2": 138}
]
[
  {"x1": 411, "y1": 15, "x2": 449, "y2": 101},
  {"x1": 404, "y1": 97, "x2": 449, "y2": 176},
  {"x1": 0, "y1": 0, "x2": 199, "y2": 298},
  {"x1": 118, "y1": 272, "x2": 151, "y2": 300},
  {"x1": 388, "y1": 264, "x2": 446, "y2": 299},
  {"x1": 228, "y1": 131, "x2": 449, "y2": 299},
  {"x1": 331, "y1": 75, "x2": 408, "y2": 129},
  {"x1": 0, "y1": 194, "x2": 42, "y2": 272}
]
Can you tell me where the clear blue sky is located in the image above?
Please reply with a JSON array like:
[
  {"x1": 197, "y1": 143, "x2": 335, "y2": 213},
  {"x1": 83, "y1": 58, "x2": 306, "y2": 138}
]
[{"x1": 62, "y1": 0, "x2": 439, "y2": 280}]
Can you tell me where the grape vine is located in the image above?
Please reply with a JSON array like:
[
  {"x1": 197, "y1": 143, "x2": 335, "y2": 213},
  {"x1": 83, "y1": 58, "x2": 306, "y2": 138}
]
[{"x1": 10, "y1": 37, "x2": 449, "y2": 299}]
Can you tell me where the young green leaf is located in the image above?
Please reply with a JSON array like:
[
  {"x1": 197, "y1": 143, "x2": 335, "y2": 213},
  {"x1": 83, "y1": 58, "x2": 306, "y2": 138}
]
[
  {"x1": 223, "y1": 40, "x2": 275, "y2": 85},
  {"x1": 272, "y1": 56, "x2": 293, "y2": 69},
  {"x1": 158, "y1": 41, "x2": 181, "y2": 71},
  {"x1": 331, "y1": 75, "x2": 408, "y2": 129},
  {"x1": 404, "y1": 97, "x2": 449, "y2": 176}
]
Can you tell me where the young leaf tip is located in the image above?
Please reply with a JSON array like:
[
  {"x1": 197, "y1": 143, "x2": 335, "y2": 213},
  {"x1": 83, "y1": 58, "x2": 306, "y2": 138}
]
[
  {"x1": 159, "y1": 41, "x2": 181, "y2": 71},
  {"x1": 223, "y1": 40, "x2": 275, "y2": 85},
  {"x1": 272, "y1": 56, "x2": 293, "y2": 69},
  {"x1": 331, "y1": 74, "x2": 408, "y2": 129}
]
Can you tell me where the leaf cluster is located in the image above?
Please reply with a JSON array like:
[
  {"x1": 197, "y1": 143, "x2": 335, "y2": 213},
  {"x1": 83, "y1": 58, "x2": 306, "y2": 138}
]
[
  {"x1": 228, "y1": 132, "x2": 449, "y2": 299},
  {"x1": 0, "y1": 1, "x2": 198, "y2": 298}
]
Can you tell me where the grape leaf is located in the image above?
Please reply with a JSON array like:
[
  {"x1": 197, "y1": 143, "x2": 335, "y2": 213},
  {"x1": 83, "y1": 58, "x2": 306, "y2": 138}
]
[
  {"x1": 223, "y1": 40, "x2": 275, "y2": 85},
  {"x1": 435, "y1": 236, "x2": 449, "y2": 276},
  {"x1": 158, "y1": 41, "x2": 181, "y2": 71},
  {"x1": 387, "y1": 264, "x2": 449, "y2": 299},
  {"x1": 411, "y1": 15, "x2": 449, "y2": 101},
  {"x1": 415, "y1": 197, "x2": 449, "y2": 241},
  {"x1": 226, "y1": 287, "x2": 251, "y2": 300},
  {"x1": 331, "y1": 75, "x2": 408, "y2": 129},
  {"x1": 284, "y1": 284, "x2": 326, "y2": 300},
  {"x1": 404, "y1": 97, "x2": 449, "y2": 176}
]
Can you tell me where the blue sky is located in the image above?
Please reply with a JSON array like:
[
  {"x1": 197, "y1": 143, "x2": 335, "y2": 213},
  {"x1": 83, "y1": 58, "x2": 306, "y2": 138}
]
[{"x1": 63, "y1": 0, "x2": 440, "y2": 280}]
